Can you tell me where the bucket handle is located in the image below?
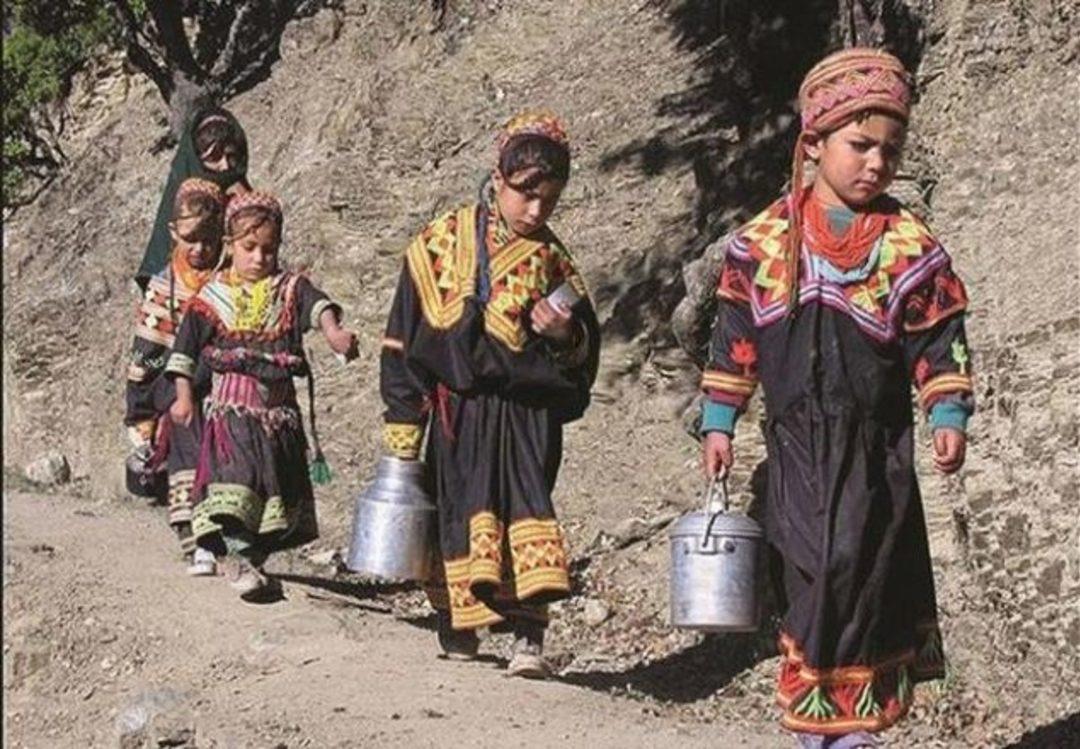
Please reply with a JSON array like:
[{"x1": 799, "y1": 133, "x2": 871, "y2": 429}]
[{"x1": 701, "y1": 472, "x2": 730, "y2": 547}]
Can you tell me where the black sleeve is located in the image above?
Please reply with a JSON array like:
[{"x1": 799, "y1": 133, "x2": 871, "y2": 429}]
[{"x1": 379, "y1": 263, "x2": 432, "y2": 459}]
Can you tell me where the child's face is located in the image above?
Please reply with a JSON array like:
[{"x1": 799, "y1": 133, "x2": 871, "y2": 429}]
[
  {"x1": 804, "y1": 113, "x2": 906, "y2": 208},
  {"x1": 170, "y1": 214, "x2": 222, "y2": 270},
  {"x1": 229, "y1": 221, "x2": 280, "y2": 282},
  {"x1": 492, "y1": 167, "x2": 565, "y2": 237}
]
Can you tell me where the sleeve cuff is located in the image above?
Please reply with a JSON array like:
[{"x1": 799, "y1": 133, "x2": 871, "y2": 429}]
[
  {"x1": 930, "y1": 401, "x2": 970, "y2": 432},
  {"x1": 383, "y1": 422, "x2": 425, "y2": 460},
  {"x1": 310, "y1": 299, "x2": 342, "y2": 330},
  {"x1": 701, "y1": 400, "x2": 738, "y2": 436},
  {"x1": 165, "y1": 352, "x2": 196, "y2": 379}
]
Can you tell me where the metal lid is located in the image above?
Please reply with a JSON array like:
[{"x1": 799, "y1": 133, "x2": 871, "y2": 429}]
[
  {"x1": 669, "y1": 509, "x2": 762, "y2": 539},
  {"x1": 668, "y1": 476, "x2": 763, "y2": 539}
]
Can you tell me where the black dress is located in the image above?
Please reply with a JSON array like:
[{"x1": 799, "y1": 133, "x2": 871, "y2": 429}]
[
  {"x1": 166, "y1": 270, "x2": 340, "y2": 557},
  {"x1": 124, "y1": 254, "x2": 213, "y2": 553},
  {"x1": 703, "y1": 196, "x2": 974, "y2": 735},
  {"x1": 380, "y1": 198, "x2": 600, "y2": 631}
]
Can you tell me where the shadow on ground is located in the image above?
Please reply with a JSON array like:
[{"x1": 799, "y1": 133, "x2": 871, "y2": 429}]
[{"x1": 1004, "y1": 712, "x2": 1080, "y2": 748}]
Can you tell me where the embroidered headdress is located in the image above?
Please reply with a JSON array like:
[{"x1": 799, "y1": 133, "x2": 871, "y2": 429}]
[
  {"x1": 496, "y1": 110, "x2": 570, "y2": 155},
  {"x1": 225, "y1": 190, "x2": 283, "y2": 229},
  {"x1": 785, "y1": 48, "x2": 913, "y2": 306},
  {"x1": 174, "y1": 177, "x2": 225, "y2": 209}
]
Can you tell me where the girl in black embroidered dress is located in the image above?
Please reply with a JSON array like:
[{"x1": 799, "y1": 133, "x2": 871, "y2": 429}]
[
  {"x1": 380, "y1": 111, "x2": 600, "y2": 677},
  {"x1": 701, "y1": 50, "x2": 974, "y2": 745},
  {"x1": 167, "y1": 191, "x2": 358, "y2": 601}
]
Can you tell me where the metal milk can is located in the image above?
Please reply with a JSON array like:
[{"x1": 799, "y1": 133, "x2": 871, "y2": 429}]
[
  {"x1": 668, "y1": 476, "x2": 763, "y2": 632},
  {"x1": 345, "y1": 456, "x2": 437, "y2": 581}
]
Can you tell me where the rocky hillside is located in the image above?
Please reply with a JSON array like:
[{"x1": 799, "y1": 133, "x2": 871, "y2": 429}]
[{"x1": 4, "y1": 1, "x2": 1078, "y2": 746}]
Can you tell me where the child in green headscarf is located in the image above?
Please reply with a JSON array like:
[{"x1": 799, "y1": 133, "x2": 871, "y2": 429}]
[{"x1": 135, "y1": 106, "x2": 250, "y2": 289}]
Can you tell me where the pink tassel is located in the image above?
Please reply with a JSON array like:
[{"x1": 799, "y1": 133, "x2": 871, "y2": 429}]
[{"x1": 148, "y1": 414, "x2": 172, "y2": 471}]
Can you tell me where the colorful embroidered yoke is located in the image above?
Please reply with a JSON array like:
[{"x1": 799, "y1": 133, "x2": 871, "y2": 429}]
[
  {"x1": 380, "y1": 199, "x2": 600, "y2": 630},
  {"x1": 166, "y1": 270, "x2": 339, "y2": 555},
  {"x1": 702, "y1": 195, "x2": 973, "y2": 735}
]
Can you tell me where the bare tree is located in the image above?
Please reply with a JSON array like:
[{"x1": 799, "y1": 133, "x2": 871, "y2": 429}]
[{"x1": 110, "y1": 0, "x2": 334, "y2": 136}]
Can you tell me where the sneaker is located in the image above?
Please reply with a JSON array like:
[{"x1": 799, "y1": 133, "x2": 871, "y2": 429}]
[
  {"x1": 186, "y1": 548, "x2": 217, "y2": 577},
  {"x1": 224, "y1": 557, "x2": 269, "y2": 597},
  {"x1": 506, "y1": 636, "x2": 551, "y2": 679},
  {"x1": 436, "y1": 610, "x2": 479, "y2": 661}
]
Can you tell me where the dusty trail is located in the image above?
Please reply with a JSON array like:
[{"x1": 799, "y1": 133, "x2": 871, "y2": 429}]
[{"x1": 2, "y1": 490, "x2": 782, "y2": 748}]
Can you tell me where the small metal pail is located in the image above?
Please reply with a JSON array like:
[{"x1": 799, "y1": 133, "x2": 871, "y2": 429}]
[{"x1": 668, "y1": 476, "x2": 762, "y2": 632}]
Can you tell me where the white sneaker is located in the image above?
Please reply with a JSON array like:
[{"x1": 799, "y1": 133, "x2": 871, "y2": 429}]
[
  {"x1": 506, "y1": 638, "x2": 551, "y2": 679},
  {"x1": 186, "y1": 548, "x2": 217, "y2": 577}
]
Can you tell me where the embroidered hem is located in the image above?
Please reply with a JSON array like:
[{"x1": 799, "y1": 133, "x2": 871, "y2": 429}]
[
  {"x1": 440, "y1": 511, "x2": 570, "y2": 630},
  {"x1": 776, "y1": 624, "x2": 945, "y2": 735}
]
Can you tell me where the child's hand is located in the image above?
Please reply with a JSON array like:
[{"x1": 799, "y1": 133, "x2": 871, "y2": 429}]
[
  {"x1": 932, "y1": 428, "x2": 966, "y2": 474},
  {"x1": 531, "y1": 298, "x2": 573, "y2": 343},
  {"x1": 327, "y1": 328, "x2": 359, "y2": 362},
  {"x1": 170, "y1": 396, "x2": 194, "y2": 427},
  {"x1": 702, "y1": 431, "x2": 734, "y2": 479}
]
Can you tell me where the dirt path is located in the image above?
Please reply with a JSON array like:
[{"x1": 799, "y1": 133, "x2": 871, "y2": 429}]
[{"x1": 2, "y1": 490, "x2": 783, "y2": 748}]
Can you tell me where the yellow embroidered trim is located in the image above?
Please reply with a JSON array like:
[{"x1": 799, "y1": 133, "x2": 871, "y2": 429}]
[
  {"x1": 438, "y1": 512, "x2": 571, "y2": 629},
  {"x1": 383, "y1": 423, "x2": 424, "y2": 460},
  {"x1": 701, "y1": 369, "x2": 758, "y2": 395},
  {"x1": 508, "y1": 517, "x2": 570, "y2": 600},
  {"x1": 406, "y1": 206, "x2": 478, "y2": 330},
  {"x1": 917, "y1": 372, "x2": 973, "y2": 410},
  {"x1": 191, "y1": 483, "x2": 289, "y2": 538}
]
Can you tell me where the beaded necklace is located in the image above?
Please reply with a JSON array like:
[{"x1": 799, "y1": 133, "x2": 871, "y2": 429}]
[{"x1": 228, "y1": 271, "x2": 274, "y2": 331}]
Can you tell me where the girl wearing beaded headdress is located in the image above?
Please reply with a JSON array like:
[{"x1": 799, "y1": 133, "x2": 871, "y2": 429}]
[
  {"x1": 125, "y1": 177, "x2": 228, "y2": 576},
  {"x1": 165, "y1": 191, "x2": 358, "y2": 601},
  {"x1": 699, "y1": 49, "x2": 974, "y2": 745},
  {"x1": 379, "y1": 110, "x2": 600, "y2": 677}
]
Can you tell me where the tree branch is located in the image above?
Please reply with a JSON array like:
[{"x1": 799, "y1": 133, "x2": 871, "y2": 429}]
[
  {"x1": 110, "y1": 0, "x2": 175, "y2": 101},
  {"x1": 144, "y1": 1, "x2": 204, "y2": 81}
]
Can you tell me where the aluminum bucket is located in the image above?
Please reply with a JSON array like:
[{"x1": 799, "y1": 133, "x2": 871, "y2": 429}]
[
  {"x1": 345, "y1": 456, "x2": 437, "y2": 581},
  {"x1": 668, "y1": 476, "x2": 762, "y2": 632}
]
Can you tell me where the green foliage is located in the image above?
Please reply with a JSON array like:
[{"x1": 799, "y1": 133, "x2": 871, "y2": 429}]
[{"x1": 2, "y1": 1, "x2": 126, "y2": 206}]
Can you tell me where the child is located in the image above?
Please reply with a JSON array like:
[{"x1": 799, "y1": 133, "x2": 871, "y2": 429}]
[
  {"x1": 125, "y1": 177, "x2": 227, "y2": 576},
  {"x1": 166, "y1": 191, "x2": 358, "y2": 601},
  {"x1": 136, "y1": 106, "x2": 250, "y2": 290},
  {"x1": 380, "y1": 111, "x2": 600, "y2": 677},
  {"x1": 700, "y1": 49, "x2": 973, "y2": 747}
]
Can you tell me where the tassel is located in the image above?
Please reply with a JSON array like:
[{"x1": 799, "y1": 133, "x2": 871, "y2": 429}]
[
  {"x1": 309, "y1": 449, "x2": 332, "y2": 485},
  {"x1": 304, "y1": 354, "x2": 332, "y2": 485}
]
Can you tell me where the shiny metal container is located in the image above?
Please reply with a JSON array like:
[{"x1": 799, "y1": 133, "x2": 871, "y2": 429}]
[
  {"x1": 668, "y1": 477, "x2": 763, "y2": 632},
  {"x1": 345, "y1": 456, "x2": 436, "y2": 581}
]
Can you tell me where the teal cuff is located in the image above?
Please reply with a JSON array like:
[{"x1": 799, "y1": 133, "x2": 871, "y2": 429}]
[
  {"x1": 930, "y1": 401, "x2": 970, "y2": 433},
  {"x1": 701, "y1": 401, "x2": 738, "y2": 436}
]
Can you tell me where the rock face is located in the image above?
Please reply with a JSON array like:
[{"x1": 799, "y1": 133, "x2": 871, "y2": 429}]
[{"x1": 2, "y1": 0, "x2": 1077, "y2": 744}]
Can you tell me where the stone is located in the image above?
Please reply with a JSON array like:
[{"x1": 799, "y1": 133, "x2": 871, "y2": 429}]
[
  {"x1": 24, "y1": 451, "x2": 71, "y2": 486},
  {"x1": 583, "y1": 598, "x2": 611, "y2": 628},
  {"x1": 116, "y1": 688, "x2": 194, "y2": 749}
]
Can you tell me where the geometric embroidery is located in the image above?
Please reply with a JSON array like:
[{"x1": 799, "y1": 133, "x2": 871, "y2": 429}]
[
  {"x1": 188, "y1": 272, "x2": 301, "y2": 343},
  {"x1": 776, "y1": 622, "x2": 945, "y2": 735},
  {"x1": 383, "y1": 422, "x2": 424, "y2": 460},
  {"x1": 726, "y1": 196, "x2": 947, "y2": 342},
  {"x1": 441, "y1": 511, "x2": 570, "y2": 630},
  {"x1": 406, "y1": 204, "x2": 589, "y2": 352}
]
